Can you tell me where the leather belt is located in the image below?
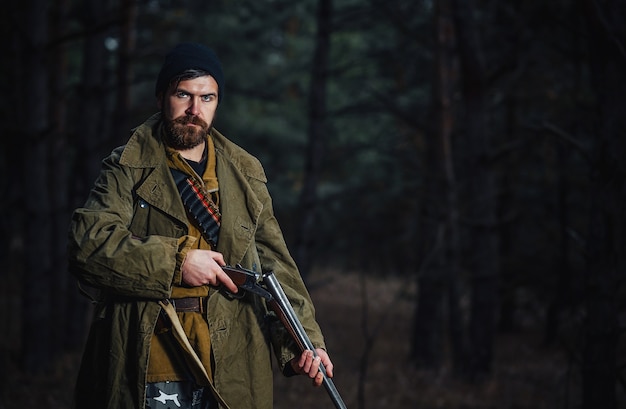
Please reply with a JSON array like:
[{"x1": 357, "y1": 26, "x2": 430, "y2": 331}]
[{"x1": 170, "y1": 297, "x2": 206, "y2": 313}]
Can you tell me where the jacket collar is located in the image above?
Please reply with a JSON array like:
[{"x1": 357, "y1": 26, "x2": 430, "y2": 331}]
[{"x1": 119, "y1": 113, "x2": 166, "y2": 168}]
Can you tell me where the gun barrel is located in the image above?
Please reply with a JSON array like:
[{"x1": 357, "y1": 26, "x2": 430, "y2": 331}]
[{"x1": 263, "y1": 272, "x2": 348, "y2": 409}]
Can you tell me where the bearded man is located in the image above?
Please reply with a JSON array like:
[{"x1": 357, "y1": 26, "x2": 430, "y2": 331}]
[{"x1": 68, "y1": 42, "x2": 334, "y2": 409}]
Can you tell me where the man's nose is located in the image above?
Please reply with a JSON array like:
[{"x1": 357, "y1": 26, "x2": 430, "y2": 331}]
[{"x1": 185, "y1": 98, "x2": 200, "y2": 116}]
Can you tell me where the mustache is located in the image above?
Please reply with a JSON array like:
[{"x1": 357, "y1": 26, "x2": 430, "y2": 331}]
[{"x1": 173, "y1": 115, "x2": 208, "y2": 127}]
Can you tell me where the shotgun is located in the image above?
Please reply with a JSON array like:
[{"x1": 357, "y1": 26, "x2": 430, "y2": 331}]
[{"x1": 221, "y1": 265, "x2": 347, "y2": 409}]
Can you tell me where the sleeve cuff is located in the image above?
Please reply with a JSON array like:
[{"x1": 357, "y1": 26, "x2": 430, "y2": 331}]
[
  {"x1": 282, "y1": 361, "x2": 298, "y2": 377},
  {"x1": 174, "y1": 235, "x2": 197, "y2": 285}
]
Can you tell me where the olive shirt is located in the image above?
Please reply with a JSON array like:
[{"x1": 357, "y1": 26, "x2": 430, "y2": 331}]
[{"x1": 68, "y1": 113, "x2": 326, "y2": 409}]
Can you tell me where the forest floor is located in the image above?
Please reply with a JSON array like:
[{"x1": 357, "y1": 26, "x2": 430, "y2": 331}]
[{"x1": 0, "y1": 270, "x2": 614, "y2": 409}]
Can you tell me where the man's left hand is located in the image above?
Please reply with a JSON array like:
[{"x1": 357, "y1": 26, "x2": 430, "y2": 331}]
[{"x1": 290, "y1": 349, "x2": 334, "y2": 387}]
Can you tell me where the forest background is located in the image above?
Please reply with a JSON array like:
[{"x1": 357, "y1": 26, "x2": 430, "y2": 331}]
[{"x1": 1, "y1": 0, "x2": 625, "y2": 408}]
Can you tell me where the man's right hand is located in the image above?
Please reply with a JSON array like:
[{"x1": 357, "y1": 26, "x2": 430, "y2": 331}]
[{"x1": 181, "y1": 249, "x2": 238, "y2": 293}]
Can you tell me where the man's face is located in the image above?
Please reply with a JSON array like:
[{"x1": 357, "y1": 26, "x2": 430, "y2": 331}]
[{"x1": 159, "y1": 75, "x2": 219, "y2": 150}]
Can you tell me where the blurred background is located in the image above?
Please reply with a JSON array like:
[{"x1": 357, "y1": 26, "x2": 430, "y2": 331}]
[{"x1": 1, "y1": 0, "x2": 625, "y2": 408}]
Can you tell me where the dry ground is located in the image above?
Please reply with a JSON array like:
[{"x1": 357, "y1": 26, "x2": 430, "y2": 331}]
[
  {"x1": 0, "y1": 271, "x2": 597, "y2": 409},
  {"x1": 273, "y1": 270, "x2": 578, "y2": 409}
]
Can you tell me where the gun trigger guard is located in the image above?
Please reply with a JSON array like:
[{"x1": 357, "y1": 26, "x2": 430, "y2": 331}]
[{"x1": 221, "y1": 286, "x2": 246, "y2": 300}]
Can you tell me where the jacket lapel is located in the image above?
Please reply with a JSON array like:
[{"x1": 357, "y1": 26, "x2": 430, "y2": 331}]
[
  {"x1": 214, "y1": 141, "x2": 263, "y2": 266},
  {"x1": 121, "y1": 114, "x2": 188, "y2": 227},
  {"x1": 135, "y1": 164, "x2": 188, "y2": 225}
]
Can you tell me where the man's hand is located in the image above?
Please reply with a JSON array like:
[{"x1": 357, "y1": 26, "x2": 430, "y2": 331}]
[
  {"x1": 290, "y1": 349, "x2": 334, "y2": 387},
  {"x1": 181, "y1": 249, "x2": 238, "y2": 293}
]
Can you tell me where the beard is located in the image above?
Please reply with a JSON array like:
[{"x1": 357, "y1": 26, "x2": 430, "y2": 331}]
[{"x1": 163, "y1": 115, "x2": 211, "y2": 150}]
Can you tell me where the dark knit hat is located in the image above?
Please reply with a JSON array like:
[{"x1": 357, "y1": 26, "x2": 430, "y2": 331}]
[{"x1": 155, "y1": 43, "x2": 224, "y2": 100}]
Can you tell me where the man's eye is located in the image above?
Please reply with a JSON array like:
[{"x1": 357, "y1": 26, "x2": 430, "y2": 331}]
[
  {"x1": 176, "y1": 91, "x2": 189, "y2": 98},
  {"x1": 202, "y1": 95, "x2": 215, "y2": 102}
]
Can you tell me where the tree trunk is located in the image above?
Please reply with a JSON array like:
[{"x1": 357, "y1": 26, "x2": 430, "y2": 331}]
[
  {"x1": 67, "y1": 0, "x2": 114, "y2": 347},
  {"x1": 544, "y1": 142, "x2": 572, "y2": 345},
  {"x1": 411, "y1": 0, "x2": 461, "y2": 369},
  {"x1": 20, "y1": 0, "x2": 53, "y2": 373},
  {"x1": 294, "y1": 0, "x2": 332, "y2": 279},
  {"x1": 72, "y1": 0, "x2": 112, "y2": 204},
  {"x1": 581, "y1": 1, "x2": 625, "y2": 407},
  {"x1": 452, "y1": 0, "x2": 499, "y2": 379},
  {"x1": 49, "y1": 0, "x2": 73, "y2": 355},
  {"x1": 113, "y1": 0, "x2": 138, "y2": 146}
]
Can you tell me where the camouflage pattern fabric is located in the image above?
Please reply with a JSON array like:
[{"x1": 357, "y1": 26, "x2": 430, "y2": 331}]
[{"x1": 146, "y1": 381, "x2": 216, "y2": 409}]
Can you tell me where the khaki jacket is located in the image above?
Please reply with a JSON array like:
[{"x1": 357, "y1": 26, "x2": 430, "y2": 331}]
[{"x1": 68, "y1": 113, "x2": 325, "y2": 409}]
